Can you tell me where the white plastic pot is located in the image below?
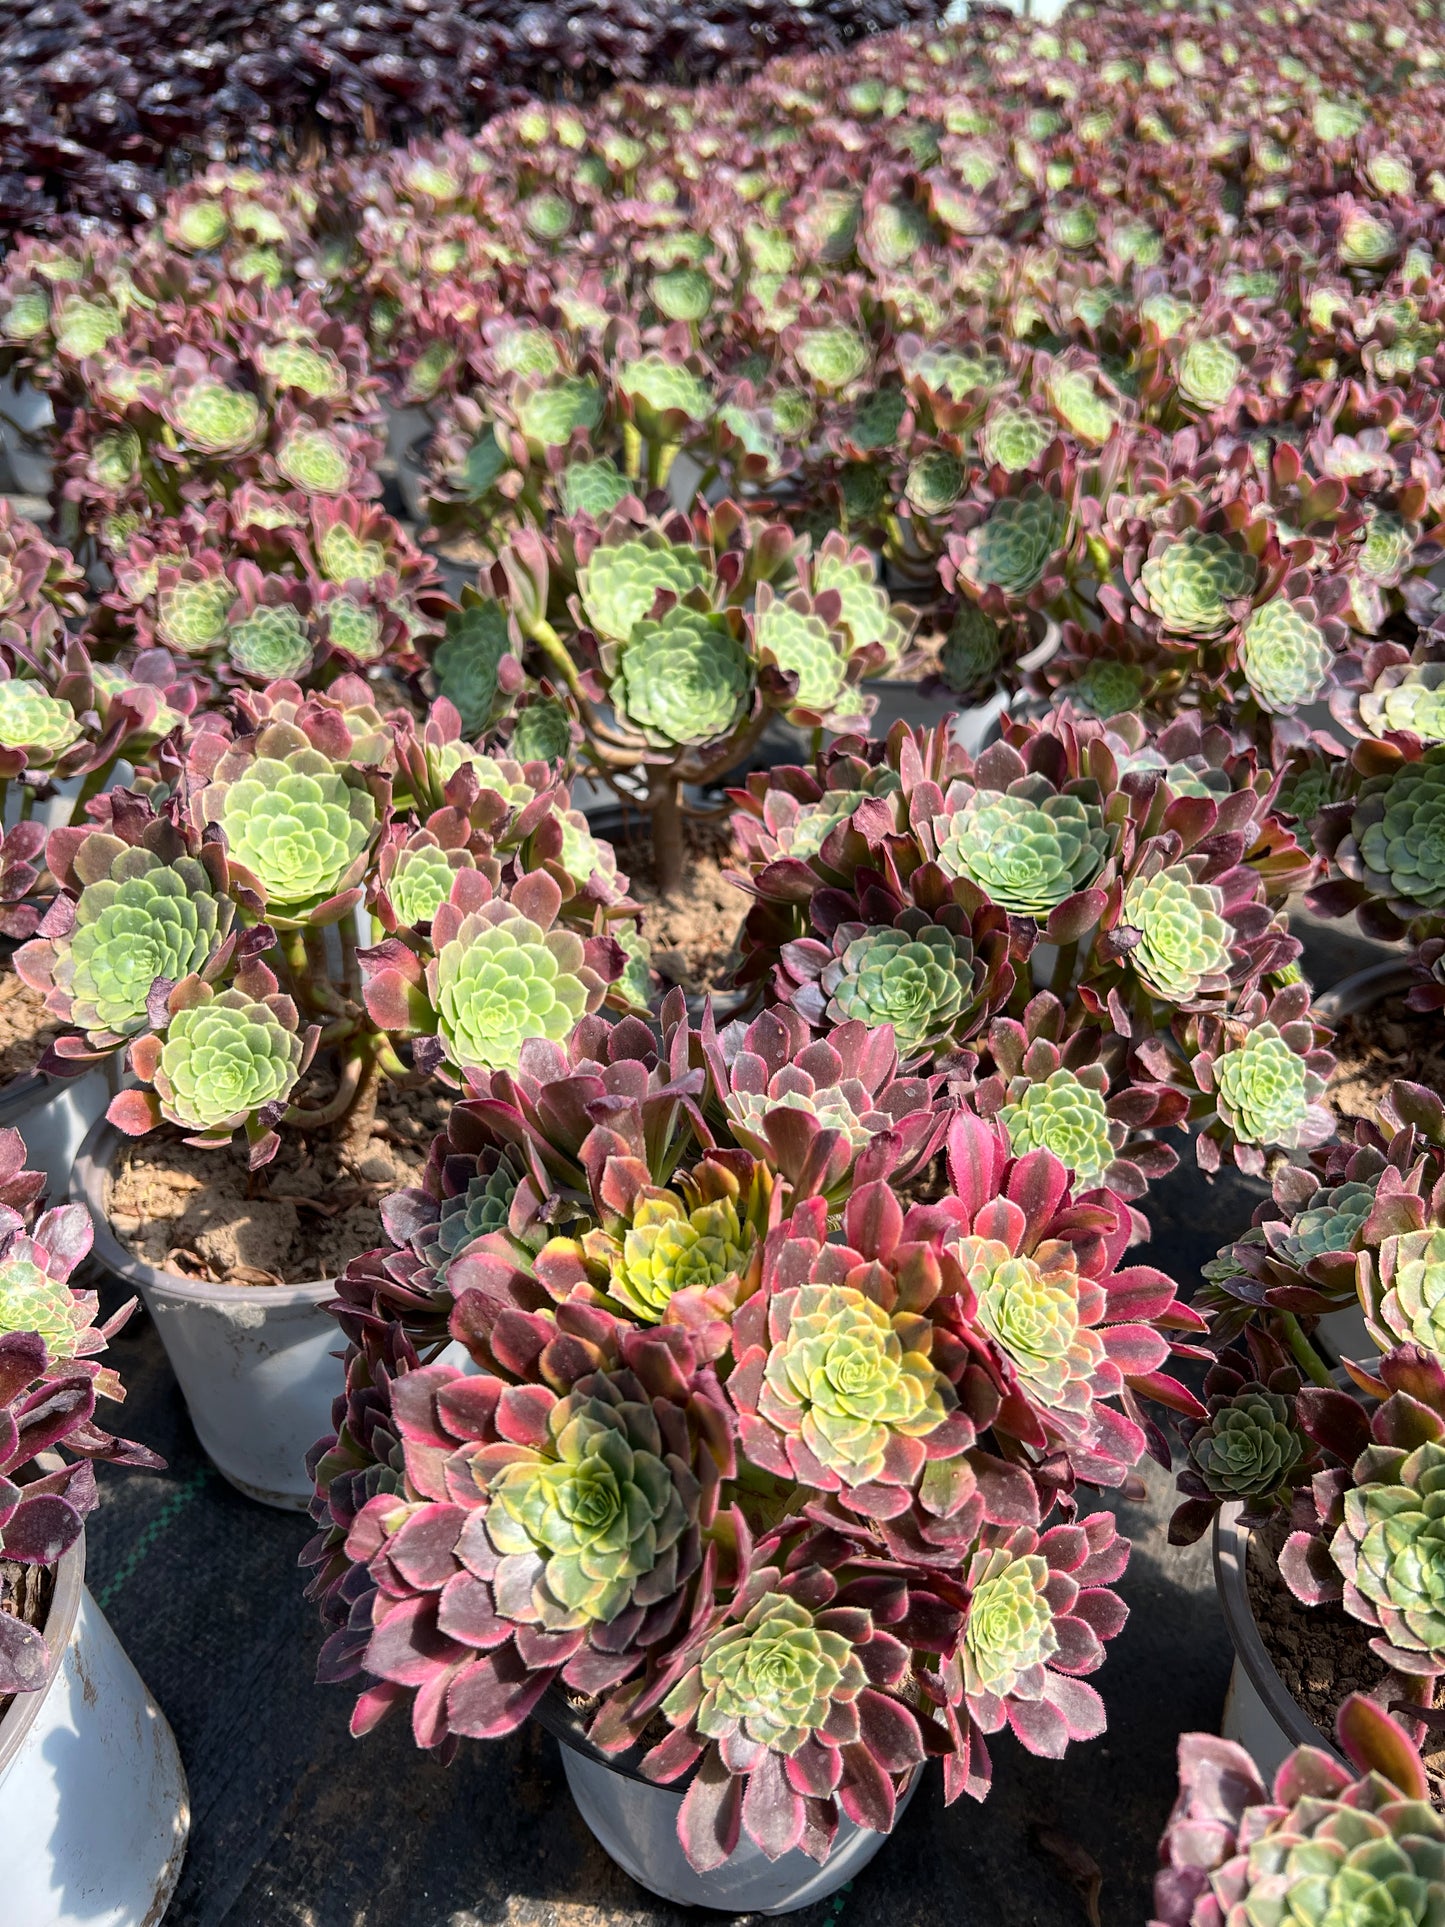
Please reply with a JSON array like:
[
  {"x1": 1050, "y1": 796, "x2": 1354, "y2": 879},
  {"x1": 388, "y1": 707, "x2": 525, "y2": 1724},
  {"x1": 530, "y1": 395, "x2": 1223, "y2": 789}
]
[
  {"x1": 73, "y1": 1118, "x2": 344, "y2": 1511},
  {"x1": 1213, "y1": 1502, "x2": 1344, "y2": 1784},
  {"x1": 1312, "y1": 959, "x2": 1419, "y2": 1364},
  {"x1": 551, "y1": 1715, "x2": 920, "y2": 1914},
  {"x1": 0, "y1": 1530, "x2": 189, "y2": 1926},
  {"x1": 0, "y1": 1065, "x2": 114, "y2": 1203},
  {"x1": 0, "y1": 370, "x2": 55, "y2": 498}
]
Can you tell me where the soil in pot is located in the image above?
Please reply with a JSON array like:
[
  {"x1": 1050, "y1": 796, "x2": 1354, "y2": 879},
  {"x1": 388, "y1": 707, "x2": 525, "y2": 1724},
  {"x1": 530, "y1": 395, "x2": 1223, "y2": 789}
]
[
  {"x1": 1328, "y1": 991, "x2": 1445, "y2": 1129},
  {"x1": 620, "y1": 816, "x2": 751, "y2": 1000},
  {"x1": 0, "y1": 1558, "x2": 51, "y2": 1720},
  {"x1": 106, "y1": 1075, "x2": 451, "y2": 1287},
  {"x1": 1247, "y1": 1517, "x2": 1445, "y2": 1798},
  {"x1": 0, "y1": 973, "x2": 58, "y2": 1086}
]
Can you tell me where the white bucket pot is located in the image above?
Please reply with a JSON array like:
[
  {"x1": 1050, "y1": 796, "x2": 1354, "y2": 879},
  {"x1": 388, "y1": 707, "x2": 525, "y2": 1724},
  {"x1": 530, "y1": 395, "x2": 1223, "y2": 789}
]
[
  {"x1": 0, "y1": 1065, "x2": 114, "y2": 1203},
  {"x1": 73, "y1": 1118, "x2": 344, "y2": 1511},
  {"x1": 1311, "y1": 958, "x2": 1419, "y2": 1365},
  {"x1": 540, "y1": 1694, "x2": 919, "y2": 1913},
  {"x1": 1213, "y1": 1503, "x2": 1344, "y2": 1784},
  {"x1": 0, "y1": 370, "x2": 55, "y2": 499},
  {"x1": 0, "y1": 1531, "x2": 189, "y2": 1926}
]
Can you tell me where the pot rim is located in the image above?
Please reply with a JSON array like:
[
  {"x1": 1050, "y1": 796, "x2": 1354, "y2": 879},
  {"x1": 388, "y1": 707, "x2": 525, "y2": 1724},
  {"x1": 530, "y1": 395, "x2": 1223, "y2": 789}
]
[
  {"x1": 0, "y1": 1497, "x2": 84, "y2": 1778},
  {"x1": 1313, "y1": 957, "x2": 1416, "y2": 1025},
  {"x1": 73, "y1": 1115, "x2": 336, "y2": 1308},
  {"x1": 533, "y1": 1680, "x2": 659, "y2": 1785},
  {"x1": 536, "y1": 1679, "x2": 924, "y2": 1814},
  {"x1": 1212, "y1": 1501, "x2": 1346, "y2": 1766}
]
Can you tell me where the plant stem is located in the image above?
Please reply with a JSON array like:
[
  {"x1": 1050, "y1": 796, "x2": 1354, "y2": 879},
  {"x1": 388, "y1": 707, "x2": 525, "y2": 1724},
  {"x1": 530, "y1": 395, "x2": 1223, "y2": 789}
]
[
  {"x1": 648, "y1": 770, "x2": 686, "y2": 900},
  {"x1": 283, "y1": 1043, "x2": 367, "y2": 1129},
  {"x1": 1279, "y1": 1312, "x2": 1336, "y2": 1390},
  {"x1": 527, "y1": 618, "x2": 584, "y2": 697},
  {"x1": 66, "y1": 755, "x2": 119, "y2": 828}
]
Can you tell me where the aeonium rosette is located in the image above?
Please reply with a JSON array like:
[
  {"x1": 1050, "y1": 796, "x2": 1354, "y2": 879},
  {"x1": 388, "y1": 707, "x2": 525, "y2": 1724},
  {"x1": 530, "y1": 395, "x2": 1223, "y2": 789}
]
[
  {"x1": 1151, "y1": 1696, "x2": 1445, "y2": 1927},
  {"x1": 592, "y1": 1525, "x2": 951, "y2": 1872},
  {"x1": 329, "y1": 998, "x2": 957, "y2": 1362},
  {"x1": 937, "y1": 1111, "x2": 1206, "y2": 1490},
  {"x1": 304, "y1": 1311, "x2": 745, "y2": 1751}
]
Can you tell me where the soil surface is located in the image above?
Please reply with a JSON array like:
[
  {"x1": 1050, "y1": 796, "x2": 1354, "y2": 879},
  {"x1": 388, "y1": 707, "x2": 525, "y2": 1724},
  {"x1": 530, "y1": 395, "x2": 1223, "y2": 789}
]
[
  {"x1": 619, "y1": 816, "x2": 751, "y2": 999},
  {"x1": 0, "y1": 1557, "x2": 52, "y2": 1723},
  {"x1": 0, "y1": 972, "x2": 58, "y2": 1086},
  {"x1": 106, "y1": 1074, "x2": 450, "y2": 1287},
  {"x1": 1328, "y1": 991, "x2": 1445, "y2": 1128},
  {"x1": 1247, "y1": 1515, "x2": 1445, "y2": 1795}
]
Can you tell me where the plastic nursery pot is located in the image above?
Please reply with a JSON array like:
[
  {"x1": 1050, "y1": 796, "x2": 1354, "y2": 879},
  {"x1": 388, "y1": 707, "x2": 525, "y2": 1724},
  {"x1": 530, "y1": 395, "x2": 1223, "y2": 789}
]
[
  {"x1": 0, "y1": 1063, "x2": 114, "y2": 1204},
  {"x1": 533, "y1": 1687, "x2": 921, "y2": 1914},
  {"x1": 1312, "y1": 958, "x2": 1420, "y2": 1363},
  {"x1": 1213, "y1": 1501, "x2": 1347, "y2": 1785},
  {"x1": 0, "y1": 369, "x2": 55, "y2": 499},
  {"x1": 397, "y1": 430, "x2": 432, "y2": 527},
  {"x1": 0, "y1": 1526, "x2": 189, "y2": 1927},
  {"x1": 72, "y1": 1117, "x2": 345, "y2": 1511}
]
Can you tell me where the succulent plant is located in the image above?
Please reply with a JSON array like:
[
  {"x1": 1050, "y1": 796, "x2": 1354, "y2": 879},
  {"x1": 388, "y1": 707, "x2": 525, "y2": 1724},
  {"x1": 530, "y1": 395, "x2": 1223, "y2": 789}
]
[
  {"x1": 932, "y1": 778, "x2": 1111, "y2": 921},
  {"x1": 307, "y1": 1320, "x2": 736, "y2": 1753},
  {"x1": 1357, "y1": 662, "x2": 1445, "y2": 744},
  {"x1": 415, "y1": 871, "x2": 607, "y2": 1076},
  {"x1": 607, "y1": 1182, "x2": 758, "y2": 1324},
  {"x1": 1212, "y1": 1022, "x2": 1328, "y2": 1149},
  {"x1": 139, "y1": 971, "x2": 307, "y2": 1145},
  {"x1": 941, "y1": 1111, "x2": 1196, "y2": 1486},
  {"x1": 1119, "y1": 862, "x2": 1233, "y2": 1005},
  {"x1": 1238, "y1": 599, "x2": 1337, "y2": 713},
  {"x1": 997, "y1": 1066, "x2": 1118, "y2": 1192},
  {"x1": 1172, "y1": 1366, "x2": 1309, "y2": 1545},
  {"x1": 807, "y1": 916, "x2": 985, "y2": 1060},
  {"x1": 793, "y1": 326, "x2": 869, "y2": 392},
  {"x1": 726, "y1": 1183, "x2": 982, "y2": 1516},
  {"x1": 613, "y1": 606, "x2": 752, "y2": 749},
  {"x1": 17, "y1": 837, "x2": 229, "y2": 1047},
  {"x1": 635, "y1": 1545, "x2": 932, "y2": 1870},
  {"x1": 0, "y1": 678, "x2": 83, "y2": 767},
  {"x1": 577, "y1": 537, "x2": 709, "y2": 643},
  {"x1": 1328, "y1": 749, "x2": 1445, "y2": 925},
  {"x1": 1136, "y1": 531, "x2": 1258, "y2": 640},
  {"x1": 946, "y1": 1512, "x2": 1128, "y2": 1790},
  {"x1": 1065, "y1": 659, "x2": 1147, "y2": 720},
  {"x1": 1372, "y1": 1228, "x2": 1445, "y2": 1358},
  {"x1": 951, "y1": 490, "x2": 1067, "y2": 601},
  {"x1": 938, "y1": 603, "x2": 1004, "y2": 700},
  {"x1": 431, "y1": 601, "x2": 515, "y2": 738},
  {"x1": 1176, "y1": 338, "x2": 1243, "y2": 413},
  {"x1": 809, "y1": 536, "x2": 908, "y2": 668},
  {"x1": 1280, "y1": 1349, "x2": 1445, "y2": 1675},
  {"x1": 195, "y1": 721, "x2": 379, "y2": 926},
  {"x1": 980, "y1": 407, "x2": 1054, "y2": 476},
  {"x1": 0, "y1": 1129, "x2": 157, "y2": 1694},
  {"x1": 1152, "y1": 1698, "x2": 1445, "y2": 1927}
]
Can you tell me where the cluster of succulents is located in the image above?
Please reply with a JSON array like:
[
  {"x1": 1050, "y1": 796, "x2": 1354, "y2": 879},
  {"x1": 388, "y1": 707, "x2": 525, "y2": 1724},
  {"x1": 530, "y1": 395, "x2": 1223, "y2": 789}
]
[
  {"x1": 1152, "y1": 1695, "x2": 1445, "y2": 1927},
  {"x1": 305, "y1": 1022, "x2": 1205, "y2": 1869},
  {"x1": 730, "y1": 706, "x2": 1324, "y2": 1178},
  {"x1": 496, "y1": 505, "x2": 912, "y2": 894},
  {"x1": 1173, "y1": 1078, "x2": 1445, "y2": 1697},
  {"x1": 0, "y1": 1125, "x2": 159, "y2": 1693},
  {"x1": 0, "y1": 1, "x2": 942, "y2": 236},
  {"x1": 13, "y1": 682, "x2": 641, "y2": 1163}
]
